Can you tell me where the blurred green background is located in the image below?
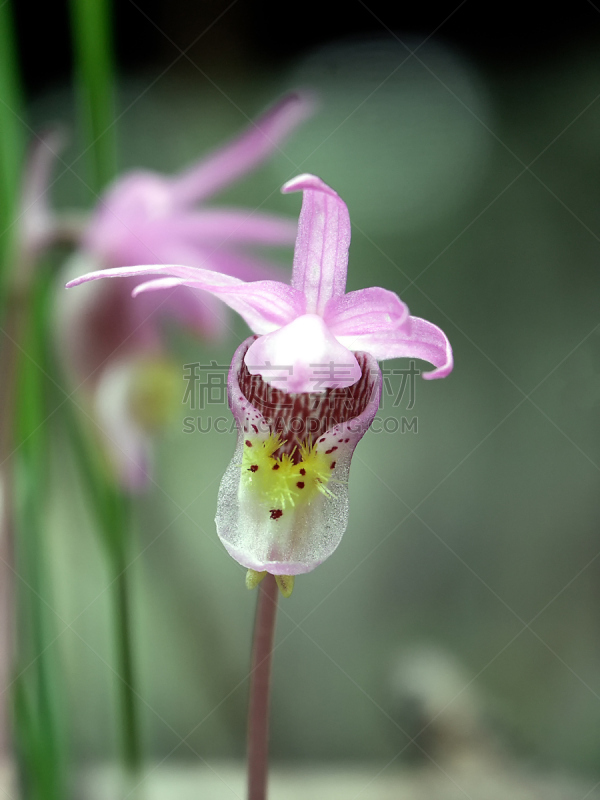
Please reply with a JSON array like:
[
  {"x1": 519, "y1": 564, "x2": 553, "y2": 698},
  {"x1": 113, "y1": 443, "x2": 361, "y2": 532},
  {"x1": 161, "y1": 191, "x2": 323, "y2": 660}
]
[{"x1": 9, "y1": 0, "x2": 600, "y2": 792}]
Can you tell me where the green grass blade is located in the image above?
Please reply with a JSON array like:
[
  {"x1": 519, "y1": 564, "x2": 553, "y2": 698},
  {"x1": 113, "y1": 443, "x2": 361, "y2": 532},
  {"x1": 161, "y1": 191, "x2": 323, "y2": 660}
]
[
  {"x1": 69, "y1": 0, "x2": 117, "y2": 194},
  {"x1": 0, "y1": 0, "x2": 25, "y2": 303}
]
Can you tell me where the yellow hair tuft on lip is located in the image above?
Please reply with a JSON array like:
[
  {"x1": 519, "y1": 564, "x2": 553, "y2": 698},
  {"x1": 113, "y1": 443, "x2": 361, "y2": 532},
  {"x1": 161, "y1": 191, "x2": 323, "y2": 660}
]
[{"x1": 241, "y1": 434, "x2": 337, "y2": 512}]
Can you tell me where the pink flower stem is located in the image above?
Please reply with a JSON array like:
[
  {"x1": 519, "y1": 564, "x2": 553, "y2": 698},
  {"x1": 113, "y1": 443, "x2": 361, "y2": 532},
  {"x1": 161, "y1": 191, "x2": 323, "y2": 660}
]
[{"x1": 247, "y1": 573, "x2": 278, "y2": 800}]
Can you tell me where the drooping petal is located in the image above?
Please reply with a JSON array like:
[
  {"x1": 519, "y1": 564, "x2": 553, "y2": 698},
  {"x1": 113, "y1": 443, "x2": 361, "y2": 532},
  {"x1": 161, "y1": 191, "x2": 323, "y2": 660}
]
[
  {"x1": 83, "y1": 171, "x2": 174, "y2": 263},
  {"x1": 89, "y1": 212, "x2": 292, "y2": 285},
  {"x1": 244, "y1": 313, "x2": 361, "y2": 393},
  {"x1": 134, "y1": 229, "x2": 294, "y2": 284},
  {"x1": 133, "y1": 277, "x2": 303, "y2": 336},
  {"x1": 92, "y1": 211, "x2": 296, "y2": 275},
  {"x1": 154, "y1": 210, "x2": 297, "y2": 248},
  {"x1": 65, "y1": 261, "x2": 213, "y2": 290},
  {"x1": 282, "y1": 174, "x2": 350, "y2": 315},
  {"x1": 324, "y1": 286, "x2": 411, "y2": 337},
  {"x1": 335, "y1": 315, "x2": 453, "y2": 379},
  {"x1": 66, "y1": 264, "x2": 305, "y2": 334},
  {"x1": 216, "y1": 337, "x2": 382, "y2": 575},
  {"x1": 169, "y1": 92, "x2": 315, "y2": 206}
]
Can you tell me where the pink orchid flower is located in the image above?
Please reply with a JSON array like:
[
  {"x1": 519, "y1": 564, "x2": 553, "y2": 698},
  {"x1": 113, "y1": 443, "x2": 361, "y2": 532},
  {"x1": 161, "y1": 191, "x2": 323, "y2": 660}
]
[
  {"x1": 57, "y1": 93, "x2": 313, "y2": 491},
  {"x1": 66, "y1": 174, "x2": 452, "y2": 577}
]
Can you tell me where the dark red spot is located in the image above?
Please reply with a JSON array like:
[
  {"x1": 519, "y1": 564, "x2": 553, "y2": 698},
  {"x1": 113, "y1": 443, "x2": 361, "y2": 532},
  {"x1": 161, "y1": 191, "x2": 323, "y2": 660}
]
[
  {"x1": 245, "y1": 440, "x2": 252, "y2": 447},
  {"x1": 345, "y1": 438, "x2": 350, "y2": 443},
  {"x1": 338, "y1": 438, "x2": 344, "y2": 442},
  {"x1": 252, "y1": 424, "x2": 258, "y2": 433},
  {"x1": 272, "y1": 463, "x2": 280, "y2": 471},
  {"x1": 325, "y1": 446, "x2": 338, "y2": 454},
  {"x1": 319, "y1": 438, "x2": 326, "y2": 443},
  {"x1": 249, "y1": 465, "x2": 258, "y2": 473},
  {"x1": 270, "y1": 509, "x2": 283, "y2": 520},
  {"x1": 296, "y1": 481, "x2": 305, "y2": 489},
  {"x1": 330, "y1": 461, "x2": 336, "y2": 469},
  {"x1": 299, "y1": 468, "x2": 306, "y2": 476}
]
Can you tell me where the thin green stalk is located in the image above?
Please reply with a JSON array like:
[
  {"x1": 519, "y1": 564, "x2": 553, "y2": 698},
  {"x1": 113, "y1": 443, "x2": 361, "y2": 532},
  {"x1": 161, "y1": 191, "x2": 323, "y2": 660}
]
[
  {"x1": 14, "y1": 275, "x2": 67, "y2": 800},
  {"x1": 0, "y1": 0, "x2": 24, "y2": 306},
  {"x1": 113, "y1": 539, "x2": 141, "y2": 773},
  {"x1": 69, "y1": 0, "x2": 117, "y2": 193},
  {"x1": 67, "y1": 2, "x2": 142, "y2": 778},
  {"x1": 56, "y1": 393, "x2": 143, "y2": 778},
  {"x1": 98, "y1": 482, "x2": 143, "y2": 781},
  {"x1": 0, "y1": 7, "x2": 67, "y2": 779}
]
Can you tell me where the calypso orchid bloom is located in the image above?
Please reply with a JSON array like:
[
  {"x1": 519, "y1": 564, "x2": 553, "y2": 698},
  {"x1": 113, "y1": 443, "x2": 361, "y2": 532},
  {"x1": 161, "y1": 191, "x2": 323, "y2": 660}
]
[
  {"x1": 57, "y1": 94, "x2": 312, "y2": 491},
  {"x1": 66, "y1": 174, "x2": 453, "y2": 590}
]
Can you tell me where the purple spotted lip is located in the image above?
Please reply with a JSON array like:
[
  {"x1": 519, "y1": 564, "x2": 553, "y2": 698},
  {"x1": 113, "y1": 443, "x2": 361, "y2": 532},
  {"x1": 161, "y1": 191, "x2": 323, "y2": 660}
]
[{"x1": 215, "y1": 336, "x2": 382, "y2": 575}]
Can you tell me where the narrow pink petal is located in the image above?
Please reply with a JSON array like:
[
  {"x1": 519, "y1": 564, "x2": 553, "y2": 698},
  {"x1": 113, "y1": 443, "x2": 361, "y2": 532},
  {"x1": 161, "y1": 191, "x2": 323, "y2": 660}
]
[
  {"x1": 244, "y1": 313, "x2": 361, "y2": 392},
  {"x1": 170, "y1": 92, "x2": 315, "y2": 205},
  {"x1": 158, "y1": 210, "x2": 297, "y2": 247},
  {"x1": 217, "y1": 338, "x2": 383, "y2": 574},
  {"x1": 282, "y1": 174, "x2": 349, "y2": 315},
  {"x1": 324, "y1": 286, "x2": 410, "y2": 336},
  {"x1": 143, "y1": 238, "x2": 292, "y2": 284},
  {"x1": 335, "y1": 316, "x2": 453, "y2": 379},
  {"x1": 103, "y1": 231, "x2": 291, "y2": 284},
  {"x1": 131, "y1": 277, "x2": 184, "y2": 294},
  {"x1": 65, "y1": 263, "x2": 218, "y2": 287},
  {"x1": 86, "y1": 214, "x2": 292, "y2": 284},
  {"x1": 66, "y1": 261, "x2": 290, "y2": 296},
  {"x1": 129, "y1": 274, "x2": 304, "y2": 335},
  {"x1": 83, "y1": 171, "x2": 173, "y2": 263}
]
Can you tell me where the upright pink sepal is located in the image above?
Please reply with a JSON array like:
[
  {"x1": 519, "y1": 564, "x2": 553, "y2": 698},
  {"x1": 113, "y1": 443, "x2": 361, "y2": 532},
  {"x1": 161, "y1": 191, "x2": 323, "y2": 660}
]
[{"x1": 282, "y1": 174, "x2": 350, "y2": 316}]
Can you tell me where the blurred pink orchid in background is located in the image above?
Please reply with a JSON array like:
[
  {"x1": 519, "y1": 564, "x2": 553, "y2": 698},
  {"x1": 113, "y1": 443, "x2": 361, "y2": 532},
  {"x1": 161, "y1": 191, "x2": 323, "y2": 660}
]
[
  {"x1": 57, "y1": 93, "x2": 313, "y2": 490},
  {"x1": 16, "y1": 130, "x2": 85, "y2": 273},
  {"x1": 67, "y1": 173, "x2": 453, "y2": 583}
]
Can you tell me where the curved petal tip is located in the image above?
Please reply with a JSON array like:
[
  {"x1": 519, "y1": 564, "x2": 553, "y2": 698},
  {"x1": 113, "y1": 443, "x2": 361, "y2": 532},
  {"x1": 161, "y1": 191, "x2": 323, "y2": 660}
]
[
  {"x1": 281, "y1": 173, "x2": 340, "y2": 198},
  {"x1": 416, "y1": 318, "x2": 453, "y2": 380}
]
